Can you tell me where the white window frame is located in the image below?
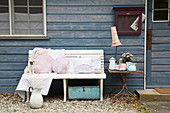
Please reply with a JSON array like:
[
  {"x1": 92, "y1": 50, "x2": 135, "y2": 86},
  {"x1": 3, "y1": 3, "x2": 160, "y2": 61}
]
[
  {"x1": 152, "y1": 0, "x2": 170, "y2": 22},
  {"x1": 0, "y1": 0, "x2": 47, "y2": 39}
]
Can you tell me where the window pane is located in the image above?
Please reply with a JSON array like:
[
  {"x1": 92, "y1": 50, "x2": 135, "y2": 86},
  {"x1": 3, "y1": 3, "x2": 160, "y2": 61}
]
[
  {"x1": 14, "y1": 7, "x2": 28, "y2": 21},
  {"x1": 0, "y1": 12, "x2": 9, "y2": 21},
  {"x1": 14, "y1": 0, "x2": 27, "y2": 6},
  {"x1": 15, "y1": 29, "x2": 28, "y2": 34},
  {"x1": 0, "y1": 0, "x2": 8, "y2": 5},
  {"x1": 30, "y1": 8, "x2": 43, "y2": 21},
  {"x1": 154, "y1": 0, "x2": 168, "y2": 9},
  {"x1": 31, "y1": 29, "x2": 43, "y2": 34},
  {"x1": 0, "y1": 22, "x2": 9, "y2": 35},
  {"x1": 15, "y1": 7, "x2": 27, "y2": 13},
  {"x1": 30, "y1": 22, "x2": 43, "y2": 29},
  {"x1": 15, "y1": 22, "x2": 28, "y2": 29},
  {"x1": 30, "y1": 8, "x2": 42, "y2": 14},
  {"x1": 0, "y1": 4, "x2": 9, "y2": 35},
  {"x1": 153, "y1": 10, "x2": 168, "y2": 21},
  {"x1": 29, "y1": 0, "x2": 42, "y2": 6},
  {"x1": 0, "y1": 7, "x2": 8, "y2": 13}
]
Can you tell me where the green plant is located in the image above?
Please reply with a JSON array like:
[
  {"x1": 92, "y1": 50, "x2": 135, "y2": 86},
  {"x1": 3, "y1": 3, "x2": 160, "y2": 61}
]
[{"x1": 139, "y1": 110, "x2": 149, "y2": 113}]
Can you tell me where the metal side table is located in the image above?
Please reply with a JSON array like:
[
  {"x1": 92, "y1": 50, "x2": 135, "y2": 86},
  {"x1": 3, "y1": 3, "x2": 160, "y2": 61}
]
[{"x1": 107, "y1": 68, "x2": 143, "y2": 98}]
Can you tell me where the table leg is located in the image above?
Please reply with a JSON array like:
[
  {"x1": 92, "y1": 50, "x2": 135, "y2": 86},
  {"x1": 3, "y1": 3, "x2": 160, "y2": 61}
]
[
  {"x1": 110, "y1": 76, "x2": 122, "y2": 95},
  {"x1": 124, "y1": 83, "x2": 136, "y2": 98},
  {"x1": 112, "y1": 73, "x2": 136, "y2": 99},
  {"x1": 112, "y1": 73, "x2": 125, "y2": 98}
]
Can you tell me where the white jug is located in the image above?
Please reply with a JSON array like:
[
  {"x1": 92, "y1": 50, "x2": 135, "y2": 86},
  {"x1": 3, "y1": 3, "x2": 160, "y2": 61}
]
[
  {"x1": 109, "y1": 57, "x2": 116, "y2": 70},
  {"x1": 29, "y1": 87, "x2": 43, "y2": 109}
]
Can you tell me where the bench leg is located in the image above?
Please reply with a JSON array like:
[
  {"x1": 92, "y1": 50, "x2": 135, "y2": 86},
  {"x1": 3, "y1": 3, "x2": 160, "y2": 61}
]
[
  {"x1": 26, "y1": 91, "x2": 29, "y2": 103},
  {"x1": 100, "y1": 79, "x2": 103, "y2": 101},
  {"x1": 63, "y1": 79, "x2": 67, "y2": 102}
]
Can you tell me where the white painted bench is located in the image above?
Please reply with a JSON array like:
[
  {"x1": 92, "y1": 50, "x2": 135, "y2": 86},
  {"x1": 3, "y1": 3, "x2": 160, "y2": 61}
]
[{"x1": 28, "y1": 50, "x2": 106, "y2": 101}]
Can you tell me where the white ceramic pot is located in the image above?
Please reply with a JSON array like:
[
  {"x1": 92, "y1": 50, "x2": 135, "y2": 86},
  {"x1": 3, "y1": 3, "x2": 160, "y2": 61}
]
[
  {"x1": 29, "y1": 88, "x2": 43, "y2": 109},
  {"x1": 109, "y1": 57, "x2": 116, "y2": 70}
]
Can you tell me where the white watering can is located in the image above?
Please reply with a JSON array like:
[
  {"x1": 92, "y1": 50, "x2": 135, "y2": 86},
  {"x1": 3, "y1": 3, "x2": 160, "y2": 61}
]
[
  {"x1": 29, "y1": 87, "x2": 43, "y2": 109},
  {"x1": 109, "y1": 57, "x2": 116, "y2": 70}
]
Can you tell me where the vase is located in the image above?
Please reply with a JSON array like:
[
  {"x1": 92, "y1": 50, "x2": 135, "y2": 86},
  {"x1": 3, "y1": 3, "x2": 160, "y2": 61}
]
[
  {"x1": 119, "y1": 63, "x2": 126, "y2": 71},
  {"x1": 29, "y1": 87, "x2": 43, "y2": 109},
  {"x1": 126, "y1": 63, "x2": 136, "y2": 71}
]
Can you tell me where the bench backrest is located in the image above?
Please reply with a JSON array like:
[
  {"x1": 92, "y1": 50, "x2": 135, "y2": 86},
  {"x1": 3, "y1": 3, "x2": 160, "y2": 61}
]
[{"x1": 28, "y1": 50, "x2": 104, "y2": 71}]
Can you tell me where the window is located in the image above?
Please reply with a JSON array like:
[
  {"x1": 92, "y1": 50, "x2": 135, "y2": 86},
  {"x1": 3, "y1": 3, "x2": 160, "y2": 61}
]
[
  {"x1": 0, "y1": 0, "x2": 46, "y2": 38},
  {"x1": 152, "y1": 0, "x2": 170, "y2": 22}
]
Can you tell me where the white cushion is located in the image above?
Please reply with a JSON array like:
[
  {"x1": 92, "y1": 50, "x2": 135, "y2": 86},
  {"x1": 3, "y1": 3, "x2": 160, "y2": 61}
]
[
  {"x1": 74, "y1": 58, "x2": 93, "y2": 74},
  {"x1": 81, "y1": 55, "x2": 101, "y2": 70}
]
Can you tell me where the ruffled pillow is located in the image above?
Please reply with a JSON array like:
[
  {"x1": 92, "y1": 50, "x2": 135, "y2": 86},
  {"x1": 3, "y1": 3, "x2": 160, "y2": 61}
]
[
  {"x1": 34, "y1": 54, "x2": 53, "y2": 74},
  {"x1": 52, "y1": 56, "x2": 69, "y2": 74}
]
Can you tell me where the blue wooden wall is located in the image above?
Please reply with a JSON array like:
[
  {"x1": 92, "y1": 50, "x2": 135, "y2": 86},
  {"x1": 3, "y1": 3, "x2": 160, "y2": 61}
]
[
  {"x1": 147, "y1": 0, "x2": 170, "y2": 88},
  {"x1": 0, "y1": 0, "x2": 145, "y2": 93}
]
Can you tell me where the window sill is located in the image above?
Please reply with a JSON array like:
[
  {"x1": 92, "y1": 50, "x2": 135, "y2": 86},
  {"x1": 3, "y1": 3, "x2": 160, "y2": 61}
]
[{"x1": 0, "y1": 35, "x2": 49, "y2": 39}]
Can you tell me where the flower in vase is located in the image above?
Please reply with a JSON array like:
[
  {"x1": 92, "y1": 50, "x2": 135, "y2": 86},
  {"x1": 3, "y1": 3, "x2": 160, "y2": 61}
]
[{"x1": 122, "y1": 52, "x2": 133, "y2": 62}]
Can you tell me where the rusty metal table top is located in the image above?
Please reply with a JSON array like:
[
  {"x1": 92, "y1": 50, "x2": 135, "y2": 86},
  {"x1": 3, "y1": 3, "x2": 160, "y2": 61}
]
[{"x1": 107, "y1": 68, "x2": 143, "y2": 74}]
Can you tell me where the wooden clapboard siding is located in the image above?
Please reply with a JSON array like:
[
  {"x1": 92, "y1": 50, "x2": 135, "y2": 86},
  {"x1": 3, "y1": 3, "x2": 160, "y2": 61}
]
[
  {"x1": 147, "y1": 19, "x2": 170, "y2": 87},
  {"x1": 0, "y1": 39, "x2": 144, "y2": 47},
  {"x1": 0, "y1": 87, "x2": 16, "y2": 93},
  {"x1": 104, "y1": 86, "x2": 143, "y2": 94},
  {"x1": 152, "y1": 51, "x2": 170, "y2": 58},
  {"x1": 0, "y1": 71, "x2": 23, "y2": 78},
  {"x1": 47, "y1": 0, "x2": 145, "y2": 5},
  {"x1": 151, "y1": 72, "x2": 170, "y2": 86},
  {"x1": 0, "y1": 0, "x2": 145, "y2": 93},
  {"x1": 152, "y1": 37, "x2": 170, "y2": 43},
  {"x1": 0, "y1": 47, "x2": 144, "y2": 54}
]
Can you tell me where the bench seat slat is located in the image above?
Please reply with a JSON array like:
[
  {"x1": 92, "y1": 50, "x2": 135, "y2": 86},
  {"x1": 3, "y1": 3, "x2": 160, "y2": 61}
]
[{"x1": 33, "y1": 73, "x2": 106, "y2": 79}]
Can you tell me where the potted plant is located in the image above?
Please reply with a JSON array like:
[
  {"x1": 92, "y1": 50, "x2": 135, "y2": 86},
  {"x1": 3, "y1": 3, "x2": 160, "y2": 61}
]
[{"x1": 122, "y1": 52, "x2": 133, "y2": 63}]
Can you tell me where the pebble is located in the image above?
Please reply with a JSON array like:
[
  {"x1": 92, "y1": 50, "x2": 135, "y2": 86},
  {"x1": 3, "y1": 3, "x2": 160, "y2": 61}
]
[{"x1": 0, "y1": 93, "x2": 138, "y2": 113}]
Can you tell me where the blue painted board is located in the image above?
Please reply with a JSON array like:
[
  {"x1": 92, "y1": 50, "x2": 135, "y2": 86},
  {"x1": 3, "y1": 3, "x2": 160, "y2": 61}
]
[
  {"x1": 104, "y1": 86, "x2": 143, "y2": 94},
  {"x1": 152, "y1": 44, "x2": 170, "y2": 51},
  {"x1": 47, "y1": 14, "x2": 114, "y2": 22},
  {"x1": 48, "y1": 30, "x2": 144, "y2": 38},
  {"x1": 0, "y1": 86, "x2": 16, "y2": 93},
  {"x1": 68, "y1": 86, "x2": 100, "y2": 99},
  {"x1": 47, "y1": 6, "x2": 114, "y2": 14},
  {"x1": 47, "y1": 0, "x2": 145, "y2": 5},
  {"x1": 0, "y1": 39, "x2": 144, "y2": 47},
  {"x1": 0, "y1": 47, "x2": 144, "y2": 54},
  {"x1": 0, "y1": 71, "x2": 23, "y2": 78},
  {"x1": 152, "y1": 37, "x2": 170, "y2": 43},
  {"x1": 152, "y1": 22, "x2": 170, "y2": 29},
  {"x1": 152, "y1": 30, "x2": 170, "y2": 37}
]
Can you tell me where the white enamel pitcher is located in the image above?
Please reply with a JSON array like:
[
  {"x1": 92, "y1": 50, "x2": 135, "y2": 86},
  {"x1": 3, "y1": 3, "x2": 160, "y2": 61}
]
[
  {"x1": 29, "y1": 87, "x2": 43, "y2": 109},
  {"x1": 109, "y1": 57, "x2": 116, "y2": 70}
]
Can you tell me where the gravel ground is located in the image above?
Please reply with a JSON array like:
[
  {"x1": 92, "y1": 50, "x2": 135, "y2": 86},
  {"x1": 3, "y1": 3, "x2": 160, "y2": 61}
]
[
  {"x1": 144, "y1": 101, "x2": 170, "y2": 113},
  {"x1": 0, "y1": 93, "x2": 139, "y2": 113}
]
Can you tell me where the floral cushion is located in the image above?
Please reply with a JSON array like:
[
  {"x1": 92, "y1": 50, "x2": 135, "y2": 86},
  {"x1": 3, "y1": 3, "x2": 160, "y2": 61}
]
[
  {"x1": 52, "y1": 56, "x2": 69, "y2": 74},
  {"x1": 34, "y1": 54, "x2": 53, "y2": 74}
]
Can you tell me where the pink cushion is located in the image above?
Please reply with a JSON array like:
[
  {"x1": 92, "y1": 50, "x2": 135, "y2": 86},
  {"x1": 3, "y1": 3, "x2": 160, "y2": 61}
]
[
  {"x1": 34, "y1": 54, "x2": 53, "y2": 74},
  {"x1": 52, "y1": 56, "x2": 69, "y2": 74}
]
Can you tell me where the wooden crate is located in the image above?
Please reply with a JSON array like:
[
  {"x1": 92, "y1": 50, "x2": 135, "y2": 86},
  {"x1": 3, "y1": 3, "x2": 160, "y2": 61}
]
[{"x1": 68, "y1": 86, "x2": 100, "y2": 99}]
